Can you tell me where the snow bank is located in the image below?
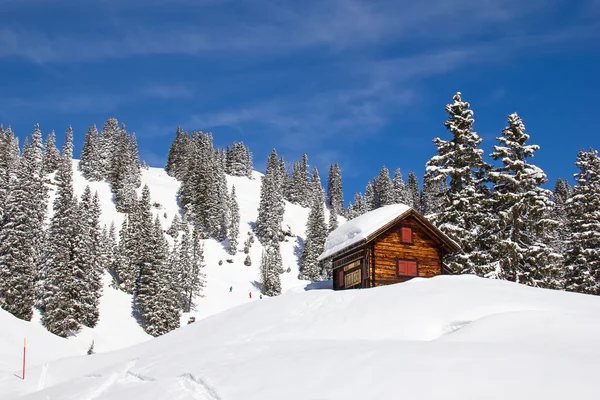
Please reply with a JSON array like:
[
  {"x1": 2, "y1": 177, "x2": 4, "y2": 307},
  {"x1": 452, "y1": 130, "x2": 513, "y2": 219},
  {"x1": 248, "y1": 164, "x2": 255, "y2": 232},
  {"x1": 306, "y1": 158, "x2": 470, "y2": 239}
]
[
  {"x1": 318, "y1": 203, "x2": 411, "y2": 261},
  {"x1": 4, "y1": 275, "x2": 600, "y2": 399}
]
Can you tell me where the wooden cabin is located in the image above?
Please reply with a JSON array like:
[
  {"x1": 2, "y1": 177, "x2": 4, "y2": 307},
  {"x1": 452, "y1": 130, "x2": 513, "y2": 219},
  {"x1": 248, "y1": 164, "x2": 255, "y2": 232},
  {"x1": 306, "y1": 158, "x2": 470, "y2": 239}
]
[{"x1": 317, "y1": 204, "x2": 460, "y2": 290}]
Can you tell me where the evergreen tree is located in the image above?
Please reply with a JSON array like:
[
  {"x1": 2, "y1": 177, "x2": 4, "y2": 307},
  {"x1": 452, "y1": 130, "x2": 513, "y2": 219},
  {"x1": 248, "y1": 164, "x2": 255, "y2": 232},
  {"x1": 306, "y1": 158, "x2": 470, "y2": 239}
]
[
  {"x1": 564, "y1": 149, "x2": 600, "y2": 294},
  {"x1": 364, "y1": 182, "x2": 375, "y2": 211},
  {"x1": 41, "y1": 127, "x2": 82, "y2": 335},
  {"x1": 552, "y1": 178, "x2": 572, "y2": 256},
  {"x1": 347, "y1": 193, "x2": 367, "y2": 220},
  {"x1": 0, "y1": 126, "x2": 19, "y2": 221},
  {"x1": 227, "y1": 185, "x2": 240, "y2": 255},
  {"x1": 165, "y1": 127, "x2": 191, "y2": 180},
  {"x1": 78, "y1": 124, "x2": 103, "y2": 181},
  {"x1": 376, "y1": 166, "x2": 395, "y2": 207},
  {"x1": 425, "y1": 92, "x2": 491, "y2": 275},
  {"x1": 177, "y1": 224, "x2": 206, "y2": 312},
  {"x1": 166, "y1": 214, "x2": 182, "y2": 238},
  {"x1": 76, "y1": 187, "x2": 103, "y2": 327},
  {"x1": 406, "y1": 172, "x2": 421, "y2": 212},
  {"x1": 486, "y1": 113, "x2": 561, "y2": 288},
  {"x1": 256, "y1": 149, "x2": 285, "y2": 246},
  {"x1": 327, "y1": 163, "x2": 344, "y2": 215},
  {"x1": 392, "y1": 168, "x2": 409, "y2": 205},
  {"x1": 288, "y1": 153, "x2": 311, "y2": 206},
  {"x1": 98, "y1": 118, "x2": 120, "y2": 177},
  {"x1": 1, "y1": 125, "x2": 48, "y2": 321},
  {"x1": 421, "y1": 171, "x2": 447, "y2": 217},
  {"x1": 42, "y1": 130, "x2": 61, "y2": 174},
  {"x1": 300, "y1": 167, "x2": 328, "y2": 281},
  {"x1": 328, "y1": 207, "x2": 339, "y2": 233},
  {"x1": 260, "y1": 246, "x2": 282, "y2": 296},
  {"x1": 135, "y1": 215, "x2": 181, "y2": 336},
  {"x1": 225, "y1": 142, "x2": 253, "y2": 177}
]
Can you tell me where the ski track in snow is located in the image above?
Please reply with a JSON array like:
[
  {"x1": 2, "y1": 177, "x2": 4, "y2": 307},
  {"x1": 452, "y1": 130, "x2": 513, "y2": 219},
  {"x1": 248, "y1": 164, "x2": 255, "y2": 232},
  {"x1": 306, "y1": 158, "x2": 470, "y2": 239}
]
[
  {"x1": 178, "y1": 373, "x2": 221, "y2": 400},
  {"x1": 36, "y1": 363, "x2": 48, "y2": 391},
  {"x1": 83, "y1": 359, "x2": 139, "y2": 400}
]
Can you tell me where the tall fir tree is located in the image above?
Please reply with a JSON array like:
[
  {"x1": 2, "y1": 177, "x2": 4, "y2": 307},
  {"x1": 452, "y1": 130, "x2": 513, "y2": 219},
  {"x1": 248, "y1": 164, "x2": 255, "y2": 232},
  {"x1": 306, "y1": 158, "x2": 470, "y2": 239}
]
[
  {"x1": 41, "y1": 127, "x2": 82, "y2": 335},
  {"x1": 75, "y1": 187, "x2": 103, "y2": 327},
  {"x1": 227, "y1": 185, "x2": 240, "y2": 255},
  {"x1": 0, "y1": 126, "x2": 19, "y2": 221},
  {"x1": 260, "y1": 246, "x2": 282, "y2": 297},
  {"x1": 376, "y1": 166, "x2": 395, "y2": 207},
  {"x1": 256, "y1": 149, "x2": 285, "y2": 246},
  {"x1": 300, "y1": 167, "x2": 328, "y2": 281},
  {"x1": 406, "y1": 172, "x2": 421, "y2": 212},
  {"x1": 421, "y1": 171, "x2": 447, "y2": 217},
  {"x1": 564, "y1": 149, "x2": 600, "y2": 294},
  {"x1": 392, "y1": 168, "x2": 409, "y2": 205},
  {"x1": 327, "y1": 163, "x2": 344, "y2": 215},
  {"x1": 0, "y1": 124, "x2": 47, "y2": 321},
  {"x1": 425, "y1": 92, "x2": 491, "y2": 275},
  {"x1": 486, "y1": 113, "x2": 561, "y2": 288},
  {"x1": 551, "y1": 178, "x2": 572, "y2": 257},
  {"x1": 79, "y1": 124, "x2": 104, "y2": 181},
  {"x1": 42, "y1": 130, "x2": 61, "y2": 174}
]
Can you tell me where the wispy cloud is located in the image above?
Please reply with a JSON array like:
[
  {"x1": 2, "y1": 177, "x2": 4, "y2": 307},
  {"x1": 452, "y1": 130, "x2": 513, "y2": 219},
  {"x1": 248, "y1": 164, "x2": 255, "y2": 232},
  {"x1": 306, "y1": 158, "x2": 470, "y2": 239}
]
[{"x1": 1, "y1": 0, "x2": 588, "y2": 63}]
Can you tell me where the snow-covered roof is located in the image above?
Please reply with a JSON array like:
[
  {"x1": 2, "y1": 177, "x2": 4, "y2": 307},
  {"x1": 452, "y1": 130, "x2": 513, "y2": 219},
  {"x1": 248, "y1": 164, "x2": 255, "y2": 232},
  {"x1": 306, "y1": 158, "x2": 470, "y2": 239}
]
[{"x1": 318, "y1": 204, "x2": 412, "y2": 261}]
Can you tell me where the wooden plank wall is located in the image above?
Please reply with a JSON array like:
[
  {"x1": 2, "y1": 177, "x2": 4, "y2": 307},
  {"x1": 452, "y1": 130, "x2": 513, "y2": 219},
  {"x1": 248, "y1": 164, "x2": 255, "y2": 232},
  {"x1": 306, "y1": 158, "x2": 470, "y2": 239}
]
[{"x1": 372, "y1": 216, "x2": 443, "y2": 287}]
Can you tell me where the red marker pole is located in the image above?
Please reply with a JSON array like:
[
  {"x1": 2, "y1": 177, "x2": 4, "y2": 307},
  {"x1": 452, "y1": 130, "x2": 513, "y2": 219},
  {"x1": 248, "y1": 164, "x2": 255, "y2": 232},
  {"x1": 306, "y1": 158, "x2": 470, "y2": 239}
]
[{"x1": 22, "y1": 338, "x2": 26, "y2": 380}]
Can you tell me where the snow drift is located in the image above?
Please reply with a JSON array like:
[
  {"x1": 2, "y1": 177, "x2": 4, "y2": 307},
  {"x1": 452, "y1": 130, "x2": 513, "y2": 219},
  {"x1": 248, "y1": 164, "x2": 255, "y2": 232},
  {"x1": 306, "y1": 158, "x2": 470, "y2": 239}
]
[{"x1": 3, "y1": 275, "x2": 600, "y2": 399}]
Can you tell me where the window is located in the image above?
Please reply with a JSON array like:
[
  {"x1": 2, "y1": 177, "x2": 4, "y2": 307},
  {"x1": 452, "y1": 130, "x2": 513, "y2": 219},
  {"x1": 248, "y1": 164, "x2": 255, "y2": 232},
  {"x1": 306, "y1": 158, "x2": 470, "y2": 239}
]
[
  {"x1": 337, "y1": 269, "x2": 345, "y2": 288},
  {"x1": 397, "y1": 259, "x2": 418, "y2": 277},
  {"x1": 401, "y1": 227, "x2": 413, "y2": 244}
]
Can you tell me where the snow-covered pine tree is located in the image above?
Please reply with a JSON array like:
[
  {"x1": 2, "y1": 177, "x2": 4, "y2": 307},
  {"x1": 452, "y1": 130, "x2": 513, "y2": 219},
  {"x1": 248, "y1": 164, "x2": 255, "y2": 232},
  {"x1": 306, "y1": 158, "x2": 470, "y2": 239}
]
[
  {"x1": 41, "y1": 127, "x2": 82, "y2": 335},
  {"x1": 551, "y1": 178, "x2": 572, "y2": 256},
  {"x1": 364, "y1": 182, "x2": 375, "y2": 211},
  {"x1": 108, "y1": 124, "x2": 137, "y2": 212},
  {"x1": 328, "y1": 206, "x2": 339, "y2": 233},
  {"x1": 78, "y1": 124, "x2": 104, "y2": 181},
  {"x1": 256, "y1": 149, "x2": 285, "y2": 246},
  {"x1": 227, "y1": 185, "x2": 240, "y2": 255},
  {"x1": 180, "y1": 225, "x2": 206, "y2": 312},
  {"x1": 300, "y1": 167, "x2": 328, "y2": 281},
  {"x1": 42, "y1": 130, "x2": 61, "y2": 174},
  {"x1": 327, "y1": 163, "x2": 344, "y2": 216},
  {"x1": 260, "y1": 246, "x2": 282, "y2": 297},
  {"x1": 166, "y1": 214, "x2": 182, "y2": 238},
  {"x1": 347, "y1": 193, "x2": 367, "y2": 219},
  {"x1": 406, "y1": 172, "x2": 421, "y2": 212},
  {"x1": 421, "y1": 171, "x2": 447, "y2": 217},
  {"x1": 392, "y1": 168, "x2": 409, "y2": 205},
  {"x1": 287, "y1": 153, "x2": 311, "y2": 206},
  {"x1": 225, "y1": 142, "x2": 253, "y2": 177},
  {"x1": 135, "y1": 215, "x2": 181, "y2": 336},
  {"x1": 425, "y1": 92, "x2": 491, "y2": 275},
  {"x1": 0, "y1": 126, "x2": 19, "y2": 221},
  {"x1": 129, "y1": 132, "x2": 142, "y2": 188},
  {"x1": 0, "y1": 130, "x2": 47, "y2": 320},
  {"x1": 375, "y1": 166, "x2": 395, "y2": 207},
  {"x1": 166, "y1": 126, "x2": 186, "y2": 179},
  {"x1": 564, "y1": 149, "x2": 600, "y2": 294},
  {"x1": 76, "y1": 187, "x2": 103, "y2": 327},
  {"x1": 98, "y1": 118, "x2": 120, "y2": 178},
  {"x1": 487, "y1": 113, "x2": 561, "y2": 288}
]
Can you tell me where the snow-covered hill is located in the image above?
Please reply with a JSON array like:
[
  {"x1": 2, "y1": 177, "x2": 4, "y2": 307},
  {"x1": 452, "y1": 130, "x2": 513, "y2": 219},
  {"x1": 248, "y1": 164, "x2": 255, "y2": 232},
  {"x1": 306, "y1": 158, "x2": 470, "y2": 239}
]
[
  {"x1": 3, "y1": 275, "x2": 600, "y2": 399},
  {"x1": 42, "y1": 160, "x2": 318, "y2": 353}
]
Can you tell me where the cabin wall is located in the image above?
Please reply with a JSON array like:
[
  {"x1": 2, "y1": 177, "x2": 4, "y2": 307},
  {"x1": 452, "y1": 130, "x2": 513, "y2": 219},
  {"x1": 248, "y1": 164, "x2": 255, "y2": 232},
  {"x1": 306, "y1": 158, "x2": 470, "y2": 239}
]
[{"x1": 371, "y1": 216, "x2": 443, "y2": 287}]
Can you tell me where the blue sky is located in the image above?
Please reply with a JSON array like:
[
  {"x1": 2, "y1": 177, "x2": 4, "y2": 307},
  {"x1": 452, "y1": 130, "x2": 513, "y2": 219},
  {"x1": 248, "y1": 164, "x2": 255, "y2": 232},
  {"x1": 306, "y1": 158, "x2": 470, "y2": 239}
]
[{"x1": 1, "y1": 0, "x2": 599, "y2": 204}]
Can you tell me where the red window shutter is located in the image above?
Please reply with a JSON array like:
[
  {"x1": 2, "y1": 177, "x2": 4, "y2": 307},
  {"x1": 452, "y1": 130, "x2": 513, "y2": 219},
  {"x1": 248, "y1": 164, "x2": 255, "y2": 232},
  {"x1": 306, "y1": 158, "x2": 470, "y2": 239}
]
[
  {"x1": 401, "y1": 227, "x2": 412, "y2": 243},
  {"x1": 398, "y1": 260, "x2": 407, "y2": 275},
  {"x1": 407, "y1": 261, "x2": 417, "y2": 276},
  {"x1": 338, "y1": 270, "x2": 344, "y2": 287}
]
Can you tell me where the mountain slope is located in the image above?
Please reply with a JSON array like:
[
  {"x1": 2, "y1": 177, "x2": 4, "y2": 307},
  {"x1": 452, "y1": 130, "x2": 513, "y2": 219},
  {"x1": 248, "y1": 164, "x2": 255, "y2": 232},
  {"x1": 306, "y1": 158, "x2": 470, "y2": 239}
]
[
  {"x1": 42, "y1": 161, "x2": 320, "y2": 353},
  {"x1": 3, "y1": 275, "x2": 600, "y2": 399}
]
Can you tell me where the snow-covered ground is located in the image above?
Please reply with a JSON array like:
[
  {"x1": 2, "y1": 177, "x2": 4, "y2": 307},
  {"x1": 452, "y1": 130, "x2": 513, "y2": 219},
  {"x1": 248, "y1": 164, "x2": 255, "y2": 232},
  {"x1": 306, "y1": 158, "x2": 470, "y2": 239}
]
[{"x1": 3, "y1": 275, "x2": 600, "y2": 399}]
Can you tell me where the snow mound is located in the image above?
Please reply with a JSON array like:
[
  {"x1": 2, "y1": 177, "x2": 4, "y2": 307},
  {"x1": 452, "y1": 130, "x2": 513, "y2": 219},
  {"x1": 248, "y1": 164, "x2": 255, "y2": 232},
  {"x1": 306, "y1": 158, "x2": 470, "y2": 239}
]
[
  {"x1": 318, "y1": 203, "x2": 411, "y2": 260},
  {"x1": 4, "y1": 275, "x2": 600, "y2": 399}
]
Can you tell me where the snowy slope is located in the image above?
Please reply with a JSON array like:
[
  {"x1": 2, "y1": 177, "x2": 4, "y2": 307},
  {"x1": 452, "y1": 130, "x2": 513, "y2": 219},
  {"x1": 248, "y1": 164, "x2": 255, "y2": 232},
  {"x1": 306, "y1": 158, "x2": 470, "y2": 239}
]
[
  {"x1": 3, "y1": 275, "x2": 600, "y2": 399},
  {"x1": 38, "y1": 161, "x2": 321, "y2": 354}
]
